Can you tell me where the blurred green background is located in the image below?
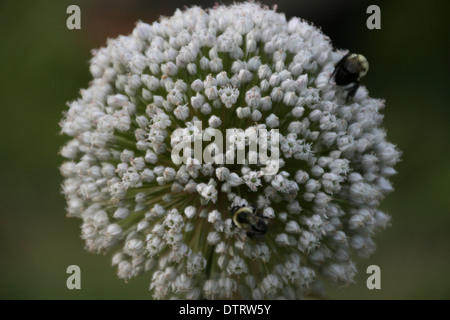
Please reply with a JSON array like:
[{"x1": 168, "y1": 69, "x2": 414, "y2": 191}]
[{"x1": 0, "y1": 0, "x2": 448, "y2": 299}]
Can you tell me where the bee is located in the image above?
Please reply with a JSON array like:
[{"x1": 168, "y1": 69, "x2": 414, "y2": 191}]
[
  {"x1": 230, "y1": 204, "x2": 268, "y2": 240},
  {"x1": 330, "y1": 53, "x2": 369, "y2": 102}
]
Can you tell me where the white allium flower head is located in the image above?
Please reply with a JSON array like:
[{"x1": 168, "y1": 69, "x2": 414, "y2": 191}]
[{"x1": 60, "y1": 2, "x2": 400, "y2": 299}]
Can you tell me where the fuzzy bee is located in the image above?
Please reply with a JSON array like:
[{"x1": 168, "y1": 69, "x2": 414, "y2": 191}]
[
  {"x1": 331, "y1": 53, "x2": 369, "y2": 102},
  {"x1": 230, "y1": 204, "x2": 268, "y2": 240}
]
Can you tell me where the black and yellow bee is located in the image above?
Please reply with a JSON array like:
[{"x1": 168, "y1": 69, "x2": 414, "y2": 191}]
[
  {"x1": 230, "y1": 204, "x2": 268, "y2": 240},
  {"x1": 331, "y1": 53, "x2": 369, "y2": 102}
]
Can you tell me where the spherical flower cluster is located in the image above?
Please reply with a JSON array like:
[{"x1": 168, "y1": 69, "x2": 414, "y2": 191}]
[{"x1": 60, "y1": 2, "x2": 400, "y2": 299}]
